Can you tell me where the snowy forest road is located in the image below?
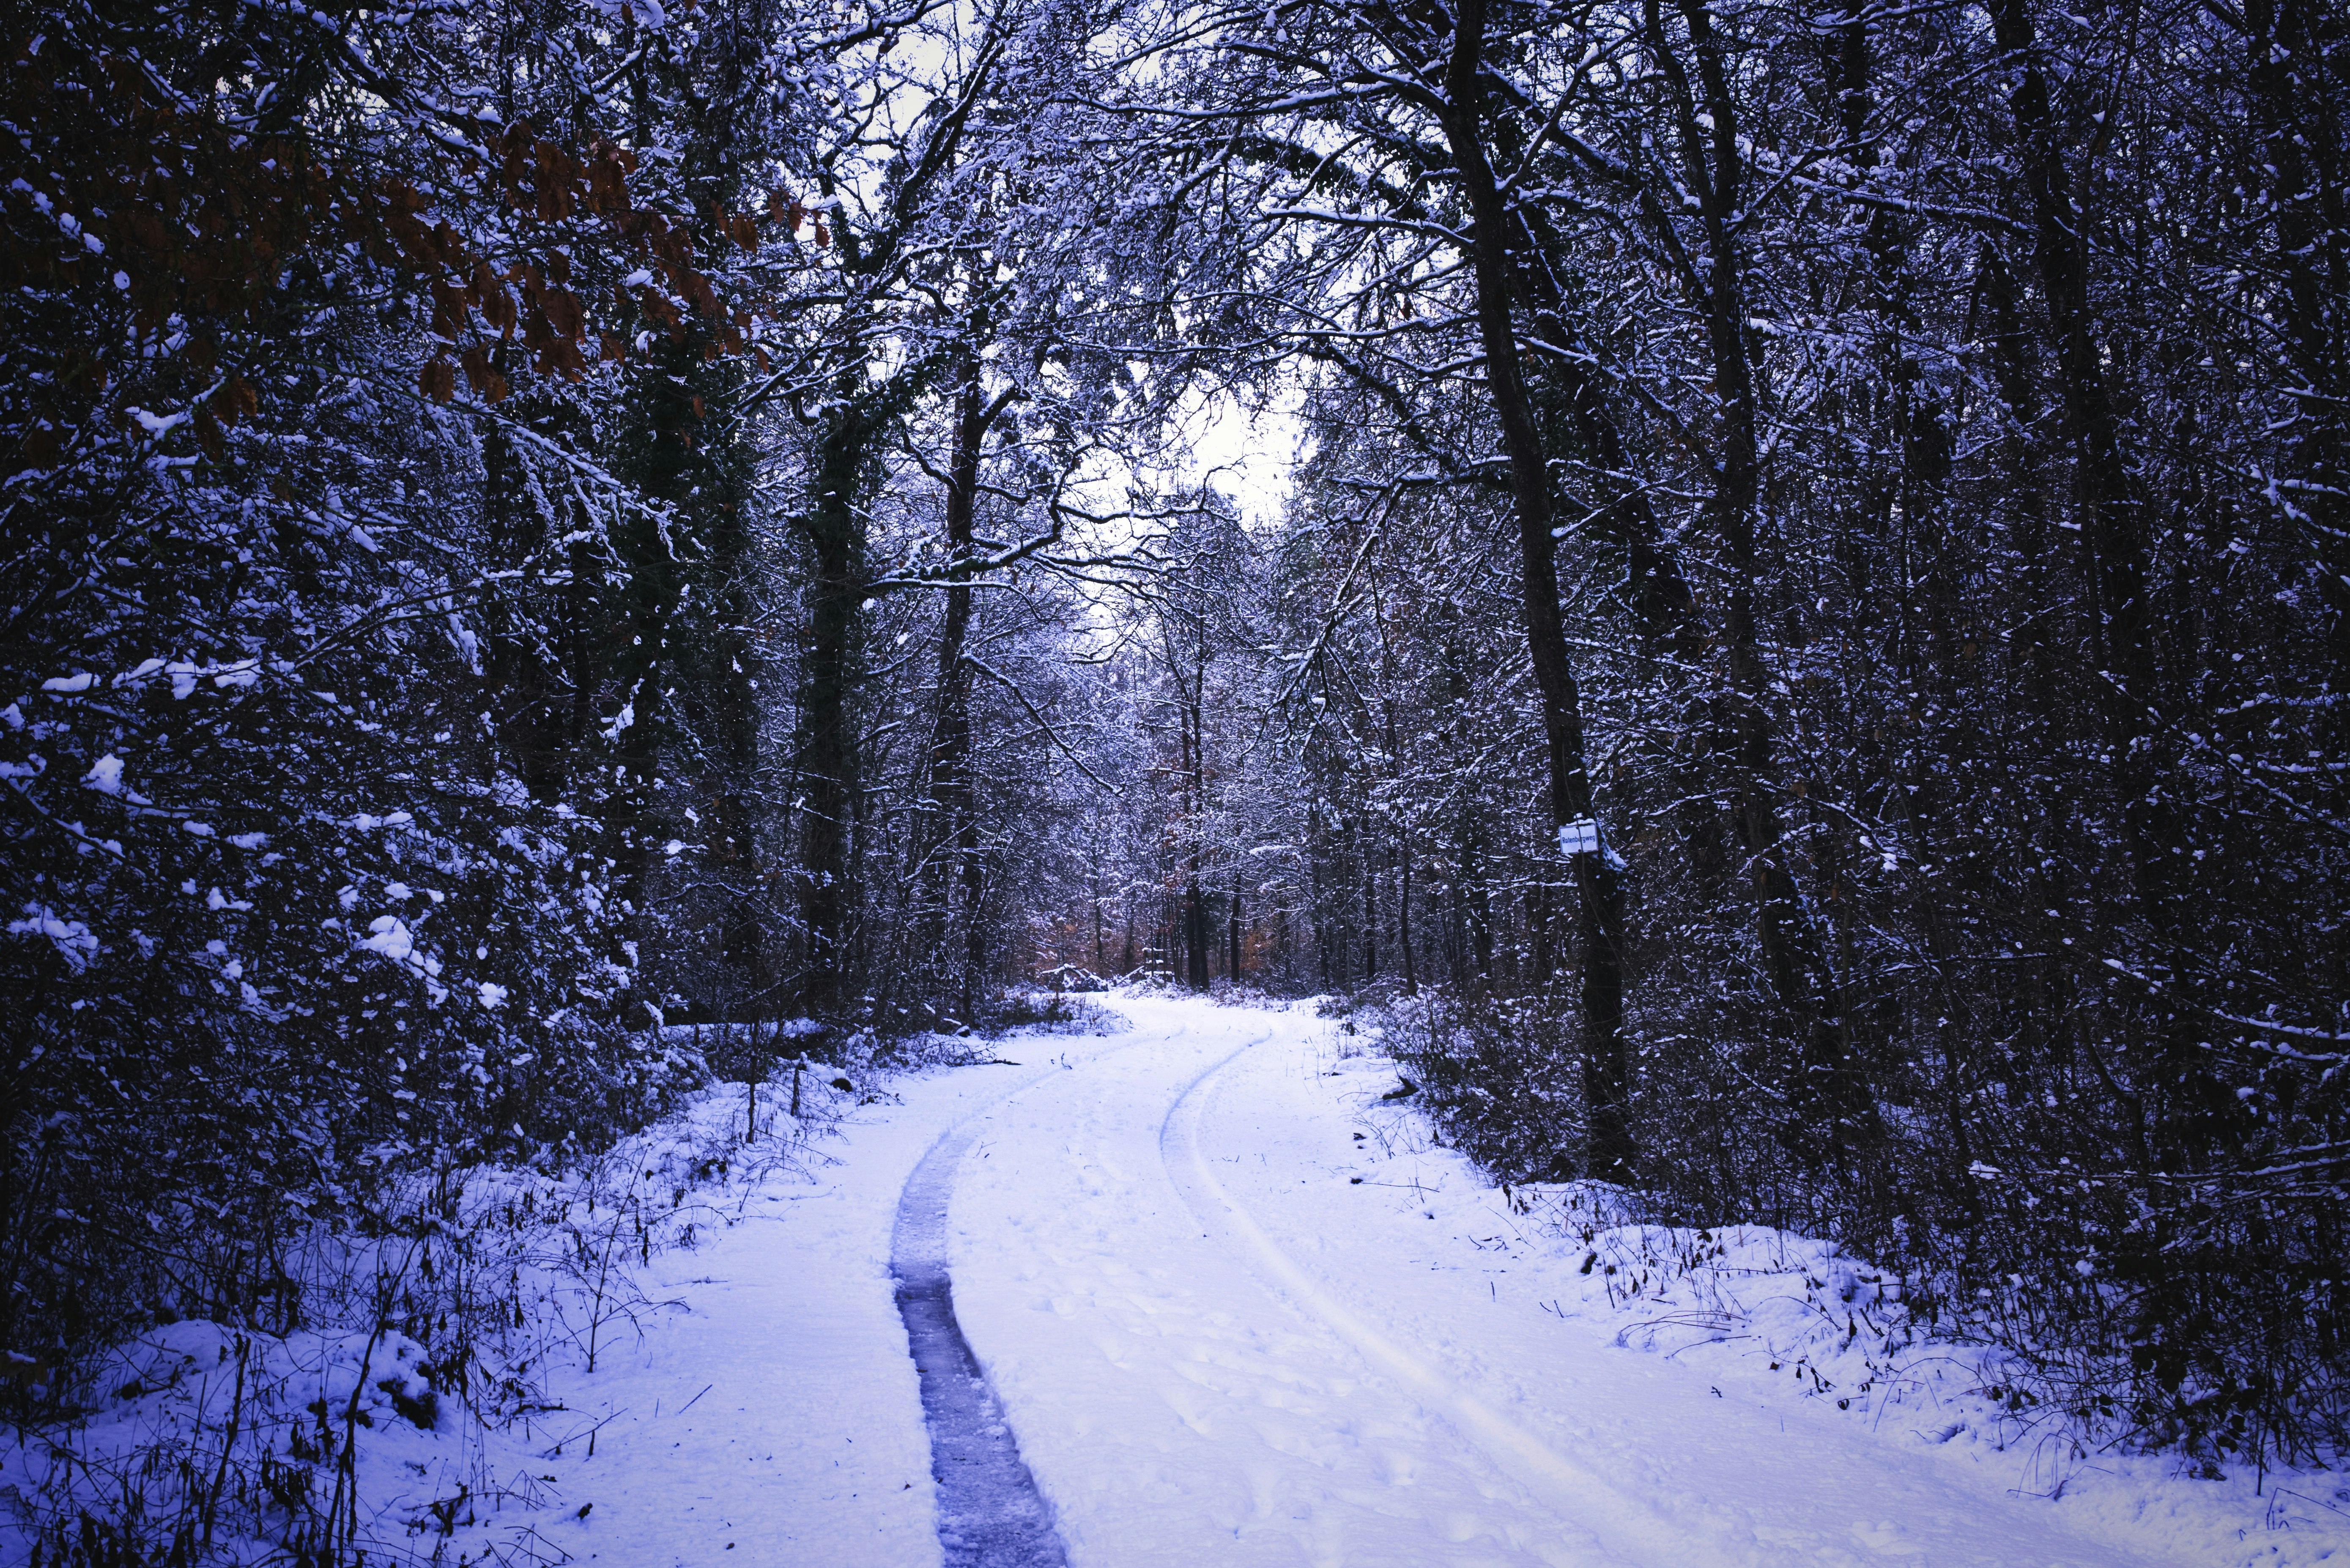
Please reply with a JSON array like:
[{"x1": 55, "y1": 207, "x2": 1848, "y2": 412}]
[{"x1": 912, "y1": 997, "x2": 2175, "y2": 1568}]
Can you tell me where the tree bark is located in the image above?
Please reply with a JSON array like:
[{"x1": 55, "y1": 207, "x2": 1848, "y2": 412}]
[
  {"x1": 1442, "y1": 0, "x2": 1633, "y2": 1176},
  {"x1": 795, "y1": 393, "x2": 872, "y2": 1015},
  {"x1": 923, "y1": 348, "x2": 1004, "y2": 1017},
  {"x1": 1229, "y1": 875, "x2": 1243, "y2": 983},
  {"x1": 1398, "y1": 836, "x2": 1416, "y2": 996}
]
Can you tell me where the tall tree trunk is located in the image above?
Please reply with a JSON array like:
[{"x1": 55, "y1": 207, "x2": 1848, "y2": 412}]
[
  {"x1": 1228, "y1": 875, "x2": 1243, "y2": 982},
  {"x1": 1986, "y1": 0, "x2": 2151, "y2": 706},
  {"x1": 1503, "y1": 228, "x2": 1700, "y2": 654},
  {"x1": 1986, "y1": 0, "x2": 2224, "y2": 1173},
  {"x1": 1398, "y1": 836, "x2": 1417, "y2": 996},
  {"x1": 924, "y1": 348, "x2": 1005, "y2": 1017},
  {"x1": 1183, "y1": 870, "x2": 1210, "y2": 990},
  {"x1": 795, "y1": 394, "x2": 871, "y2": 1015},
  {"x1": 1181, "y1": 658, "x2": 1213, "y2": 990},
  {"x1": 1443, "y1": 0, "x2": 1633, "y2": 1176},
  {"x1": 480, "y1": 422, "x2": 572, "y2": 803}
]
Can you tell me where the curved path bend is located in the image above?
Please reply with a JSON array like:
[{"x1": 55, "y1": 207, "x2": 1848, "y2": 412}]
[{"x1": 901, "y1": 996, "x2": 2183, "y2": 1568}]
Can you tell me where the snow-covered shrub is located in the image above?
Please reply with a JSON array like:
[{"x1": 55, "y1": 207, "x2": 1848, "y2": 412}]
[
  {"x1": 1371, "y1": 989, "x2": 1586, "y2": 1184},
  {"x1": 984, "y1": 987, "x2": 1117, "y2": 1036},
  {"x1": 1363, "y1": 972, "x2": 2348, "y2": 1469},
  {"x1": 2, "y1": 1069, "x2": 832, "y2": 1564},
  {"x1": 0, "y1": 0, "x2": 765, "y2": 1443}
]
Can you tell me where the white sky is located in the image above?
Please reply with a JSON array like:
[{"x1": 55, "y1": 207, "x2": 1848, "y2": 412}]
[{"x1": 1166, "y1": 387, "x2": 1306, "y2": 529}]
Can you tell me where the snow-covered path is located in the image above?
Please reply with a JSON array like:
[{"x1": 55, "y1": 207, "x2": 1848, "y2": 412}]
[
  {"x1": 937, "y1": 998, "x2": 2165, "y2": 1568},
  {"x1": 548, "y1": 996, "x2": 2315, "y2": 1566}
]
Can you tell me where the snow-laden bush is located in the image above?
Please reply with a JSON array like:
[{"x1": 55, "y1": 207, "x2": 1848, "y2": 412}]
[
  {"x1": 1, "y1": 1068, "x2": 846, "y2": 1564},
  {"x1": 1362, "y1": 986, "x2": 2347, "y2": 1469},
  {"x1": 1371, "y1": 990, "x2": 1586, "y2": 1184}
]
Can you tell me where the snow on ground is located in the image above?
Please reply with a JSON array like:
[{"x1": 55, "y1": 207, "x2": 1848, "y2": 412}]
[
  {"x1": 945, "y1": 996, "x2": 2345, "y2": 1568},
  {"x1": 1177, "y1": 1004, "x2": 2350, "y2": 1567},
  {"x1": 14, "y1": 994, "x2": 2342, "y2": 1566}
]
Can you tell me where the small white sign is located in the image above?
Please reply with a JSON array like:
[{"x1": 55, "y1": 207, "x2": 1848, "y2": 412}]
[{"x1": 1558, "y1": 818, "x2": 1602, "y2": 856}]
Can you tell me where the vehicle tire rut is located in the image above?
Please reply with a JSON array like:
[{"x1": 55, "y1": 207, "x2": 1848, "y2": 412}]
[
  {"x1": 889, "y1": 1021, "x2": 1186, "y2": 1567},
  {"x1": 1158, "y1": 1031, "x2": 1684, "y2": 1568},
  {"x1": 893, "y1": 1119, "x2": 1070, "y2": 1568}
]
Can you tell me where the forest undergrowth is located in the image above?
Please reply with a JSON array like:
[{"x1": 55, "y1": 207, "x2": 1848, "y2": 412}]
[
  {"x1": 0, "y1": 1020, "x2": 1015, "y2": 1568},
  {"x1": 1355, "y1": 987, "x2": 2348, "y2": 1481}
]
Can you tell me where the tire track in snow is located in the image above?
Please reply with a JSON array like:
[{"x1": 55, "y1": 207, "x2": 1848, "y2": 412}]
[
  {"x1": 894, "y1": 1120, "x2": 1070, "y2": 1568},
  {"x1": 1159, "y1": 1032, "x2": 1722, "y2": 1568},
  {"x1": 890, "y1": 1019, "x2": 1190, "y2": 1567}
]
